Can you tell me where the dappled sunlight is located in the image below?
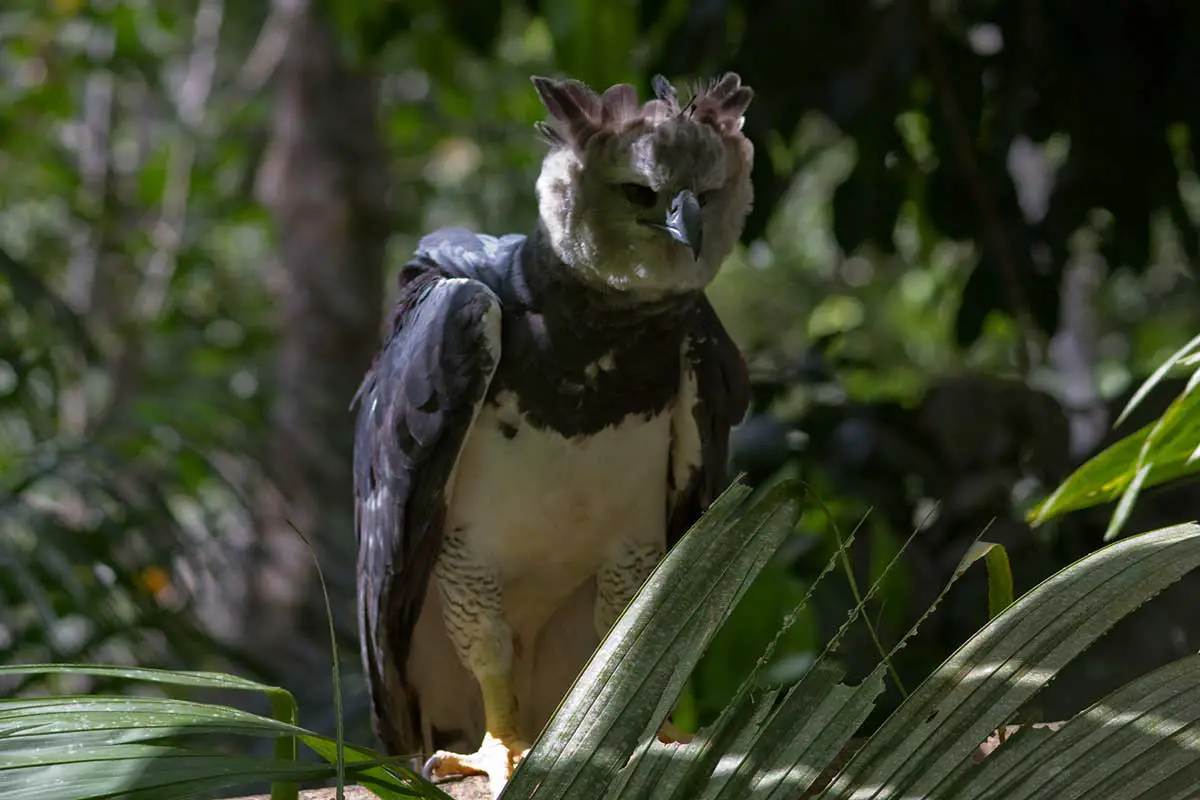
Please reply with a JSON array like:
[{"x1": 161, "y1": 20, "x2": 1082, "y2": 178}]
[{"x1": 1092, "y1": 706, "x2": 1197, "y2": 743}]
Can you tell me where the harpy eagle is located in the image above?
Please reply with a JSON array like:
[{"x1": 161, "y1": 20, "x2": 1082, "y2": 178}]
[{"x1": 353, "y1": 72, "x2": 754, "y2": 795}]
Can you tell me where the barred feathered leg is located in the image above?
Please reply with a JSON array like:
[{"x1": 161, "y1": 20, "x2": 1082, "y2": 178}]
[{"x1": 424, "y1": 537, "x2": 529, "y2": 798}]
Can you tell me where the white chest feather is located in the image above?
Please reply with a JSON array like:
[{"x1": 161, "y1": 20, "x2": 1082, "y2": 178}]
[{"x1": 446, "y1": 391, "x2": 672, "y2": 621}]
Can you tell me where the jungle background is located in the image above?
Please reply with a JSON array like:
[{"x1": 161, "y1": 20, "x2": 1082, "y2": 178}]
[{"x1": 3, "y1": 0, "x2": 1200, "y2": 776}]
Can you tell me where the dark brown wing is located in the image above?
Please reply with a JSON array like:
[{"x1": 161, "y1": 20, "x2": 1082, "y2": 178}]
[
  {"x1": 667, "y1": 296, "x2": 751, "y2": 548},
  {"x1": 353, "y1": 266, "x2": 501, "y2": 754}
]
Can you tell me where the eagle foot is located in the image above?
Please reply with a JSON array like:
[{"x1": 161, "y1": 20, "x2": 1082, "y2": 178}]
[
  {"x1": 657, "y1": 719, "x2": 694, "y2": 745},
  {"x1": 422, "y1": 731, "x2": 530, "y2": 799}
]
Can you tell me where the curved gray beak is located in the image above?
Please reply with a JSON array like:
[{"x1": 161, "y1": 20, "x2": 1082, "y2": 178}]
[{"x1": 664, "y1": 189, "x2": 703, "y2": 260}]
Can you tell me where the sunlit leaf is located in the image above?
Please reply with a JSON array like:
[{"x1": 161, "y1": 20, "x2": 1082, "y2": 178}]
[
  {"x1": 821, "y1": 521, "x2": 1200, "y2": 798},
  {"x1": 950, "y1": 652, "x2": 1200, "y2": 799},
  {"x1": 1028, "y1": 378, "x2": 1200, "y2": 528},
  {"x1": 1114, "y1": 332, "x2": 1200, "y2": 427},
  {"x1": 0, "y1": 664, "x2": 292, "y2": 696},
  {"x1": 504, "y1": 480, "x2": 803, "y2": 797},
  {"x1": 955, "y1": 542, "x2": 1014, "y2": 618},
  {"x1": 0, "y1": 681, "x2": 450, "y2": 800}
]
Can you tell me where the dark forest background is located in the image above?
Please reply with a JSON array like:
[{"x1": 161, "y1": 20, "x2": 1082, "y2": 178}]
[{"x1": 3, "y1": 0, "x2": 1199, "y2": 754}]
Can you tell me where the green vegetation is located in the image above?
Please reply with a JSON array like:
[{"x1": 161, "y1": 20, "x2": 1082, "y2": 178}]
[
  {"x1": 7, "y1": 367, "x2": 1200, "y2": 796},
  {"x1": 3, "y1": 0, "x2": 1200, "y2": 797}
]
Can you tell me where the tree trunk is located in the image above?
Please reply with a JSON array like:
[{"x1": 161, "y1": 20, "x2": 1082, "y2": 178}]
[{"x1": 250, "y1": 0, "x2": 390, "y2": 685}]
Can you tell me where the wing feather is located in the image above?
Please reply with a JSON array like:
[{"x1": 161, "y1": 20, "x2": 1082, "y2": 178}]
[{"x1": 353, "y1": 269, "x2": 501, "y2": 753}]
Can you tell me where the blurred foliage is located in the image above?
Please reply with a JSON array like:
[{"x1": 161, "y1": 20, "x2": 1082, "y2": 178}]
[
  {"x1": 3, "y1": 0, "x2": 1200, "y2": 770},
  {"x1": 0, "y1": 0, "x2": 276, "y2": 695}
]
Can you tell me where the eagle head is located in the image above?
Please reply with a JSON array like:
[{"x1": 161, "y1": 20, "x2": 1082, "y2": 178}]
[{"x1": 531, "y1": 73, "x2": 755, "y2": 298}]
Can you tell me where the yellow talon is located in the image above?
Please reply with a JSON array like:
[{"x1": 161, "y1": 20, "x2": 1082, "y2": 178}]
[
  {"x1": 422, "y1": 673, "x2": 529, "y2": 798},
  {"x1": 422, "y1": 731, "x2": 530, "y2": 798},
  {"x1": 657, "y1": 719, "x2": 694, "y2": 745}
]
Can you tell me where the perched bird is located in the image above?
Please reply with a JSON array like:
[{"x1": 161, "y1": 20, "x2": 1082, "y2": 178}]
[{"x1": 353, "y1": 72, "x2": 755, "y2": 796}]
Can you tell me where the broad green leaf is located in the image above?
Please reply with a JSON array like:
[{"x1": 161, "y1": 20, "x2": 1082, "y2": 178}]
[
  {"x1": 699, "y1": 528, "x2": 895, "y2": 800},
  {"x1": 948, "y1": 652, "x2": 1200, "y2": 799},
  {"x1": 669, "y1": 685, "x2": 782, "y2": 800},
  {"x1": 0, "y1": 664, "x2": 291, "y2": 696},
  {"x1": 1028, "y1": 377, "x2": 1200, "y2": 528},
  {"x1": 819, "y1": 521, "x2": 1200, "y2": 799},
  {"x1": 744, "y1": 662, "x2": 884, "y2": 800},
  {"x1": 0, "y1": 680, "x2": 446, "y2": 800},
  {"x1": 646, "y1": 518, "x2": 863, "y2": 800},
  {"x1": 604, "y1": 490, "x2": 979, "y2": 800},
  {"x1": 602, "y1": 686, "x2": 779, "y2": 800},
  {"x1": 0, "y1": 696, "x2": 306, "y2": 754},
  {"x1": 688, "y1": 558, "x2": 818, "y2": 724},
  {"x1": 613, "y1": 519, "x2": 860, "y2": 800},
  {"x1": 0, "y1": 745, "x2": 333, "y2": 800},
  {"x1": 709, "y1": 522, "x2": 995, "y2": 800},
  {"x1": 956, "y1": 542, "x2": 1014, "y2": 619},
  {"x1": 504, "y1": 480, "x2": 803, "y2": 798},
  {"x1": 983, "y1": 546, "x2": 1014, "y2": 619},
  {"x1": 1103, "y1": 364, "x2": 1200, "y2": 540}
]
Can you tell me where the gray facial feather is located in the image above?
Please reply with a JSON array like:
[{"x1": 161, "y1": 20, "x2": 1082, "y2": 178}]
[
  {"x1": 598, "y1": 83, "x2": 639, "y2": 127},
  {"x1": 529, "y1": 73, "x2": 755, "y2": 298}
]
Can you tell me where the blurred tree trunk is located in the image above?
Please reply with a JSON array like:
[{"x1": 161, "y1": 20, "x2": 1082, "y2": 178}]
[{"x1": 251, "y1": 0, "x2": 390, "y2": 672}]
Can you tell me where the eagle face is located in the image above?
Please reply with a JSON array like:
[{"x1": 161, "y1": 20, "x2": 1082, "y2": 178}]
[{"x1": 532, "y1": 74, "x2": 755, "y2": 298}]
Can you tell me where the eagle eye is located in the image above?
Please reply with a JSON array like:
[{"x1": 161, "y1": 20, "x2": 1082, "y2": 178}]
[
  {"x1": 620, "y1": 183, "x2": 659, "y2": 208},
  {"x1": 697, "y1": 190, "x2": 714, "y2": 207}
]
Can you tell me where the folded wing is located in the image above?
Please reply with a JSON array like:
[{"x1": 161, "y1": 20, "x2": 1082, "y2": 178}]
[{"x1": 353, "y1": 267, "x2": 502, "y2": 753}]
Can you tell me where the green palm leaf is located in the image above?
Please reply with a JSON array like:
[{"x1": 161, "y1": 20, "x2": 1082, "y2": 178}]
[
  {"x1": 0, "y1": 665, "x2": 450, "y2": 800},
  {"x1": 7, "y1": 496, "x2": 1200, "y2": 800},
  {"x1": 505, "y1": 479, "x2": 1200, "y2": 799},
  {"x1": 1030, "y1": 334, "x2": 1200, "y2": 537},
  {"x1": 504, "y1": 480, "x2": 803, "y2": 797}
]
